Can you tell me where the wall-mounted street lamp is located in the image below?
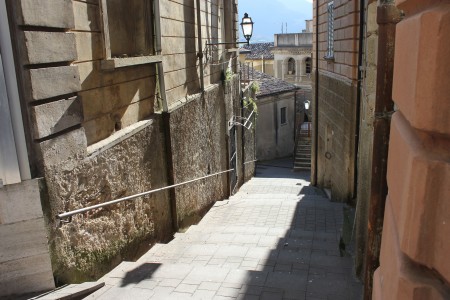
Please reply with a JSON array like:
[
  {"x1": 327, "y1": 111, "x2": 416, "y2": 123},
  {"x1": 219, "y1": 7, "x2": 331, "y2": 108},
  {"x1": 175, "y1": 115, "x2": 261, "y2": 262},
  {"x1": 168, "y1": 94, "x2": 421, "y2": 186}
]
[
  {"x1": 206, "y1": 12, "x2": 254, "y2": 46},
  {"x1": 304, "y1": 100, "x2": 310, "y2": 110},
  {"x1": 241, "y1": 13, "x2": 254, "y2": 44}
]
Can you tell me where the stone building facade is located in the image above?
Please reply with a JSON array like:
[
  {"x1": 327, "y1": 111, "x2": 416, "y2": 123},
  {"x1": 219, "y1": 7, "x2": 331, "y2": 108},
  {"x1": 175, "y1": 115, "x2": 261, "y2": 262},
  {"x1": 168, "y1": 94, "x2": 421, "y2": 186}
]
[
  {"x1": 312, "y1": 0, "x2": 359, "y2": 201},
  {"x1": 242, "y1": 66, "x2": 298, "y2": 161},
  {"x1": 313, "y1": 0, "x2": 450, "y2": 299},
  {"x1": 272, "y1": 20, "x2": 313, "y2": 88},
  {"x1": 0, "y1": 0, "x2": 255, "y2": 297}
]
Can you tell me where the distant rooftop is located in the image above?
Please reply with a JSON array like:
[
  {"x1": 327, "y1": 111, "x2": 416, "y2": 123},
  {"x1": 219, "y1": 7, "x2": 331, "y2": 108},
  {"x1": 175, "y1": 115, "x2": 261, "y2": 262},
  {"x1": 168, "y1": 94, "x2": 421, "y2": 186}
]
[
  {"x1": 240, "y1": 42, "x2": 274, "y2": 60},
  {"x1": 240, "y1": 63, "x2": 297, "y2": 97}
]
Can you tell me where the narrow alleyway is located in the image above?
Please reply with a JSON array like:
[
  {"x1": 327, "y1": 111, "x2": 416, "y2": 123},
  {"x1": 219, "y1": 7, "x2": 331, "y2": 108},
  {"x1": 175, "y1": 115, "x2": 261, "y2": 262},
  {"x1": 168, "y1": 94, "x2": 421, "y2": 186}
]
[{"x1": 84, "y1": 158, "x2": 362, "y2": 300}]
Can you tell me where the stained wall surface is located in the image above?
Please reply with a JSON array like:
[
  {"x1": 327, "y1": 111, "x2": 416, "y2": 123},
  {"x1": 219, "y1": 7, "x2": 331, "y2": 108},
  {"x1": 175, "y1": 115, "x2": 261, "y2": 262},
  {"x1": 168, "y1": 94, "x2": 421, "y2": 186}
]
[{"x1": 372, "y1": 1, "x2": 450, "y2": 299}]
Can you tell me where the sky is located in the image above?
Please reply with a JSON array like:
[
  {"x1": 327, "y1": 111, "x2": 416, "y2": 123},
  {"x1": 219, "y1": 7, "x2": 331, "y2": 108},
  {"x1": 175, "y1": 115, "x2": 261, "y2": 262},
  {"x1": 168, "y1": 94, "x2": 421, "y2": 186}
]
[{"x1": 238, "y1": 0, "x2": 313, "y2": 43}]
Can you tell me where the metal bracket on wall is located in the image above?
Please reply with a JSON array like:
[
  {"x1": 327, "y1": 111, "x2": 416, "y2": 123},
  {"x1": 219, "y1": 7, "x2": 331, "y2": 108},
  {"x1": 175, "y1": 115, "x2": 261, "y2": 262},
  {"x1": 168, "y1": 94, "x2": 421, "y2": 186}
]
[{"x1": 228, "y1": 109, "x2": 255, "y2": 130}]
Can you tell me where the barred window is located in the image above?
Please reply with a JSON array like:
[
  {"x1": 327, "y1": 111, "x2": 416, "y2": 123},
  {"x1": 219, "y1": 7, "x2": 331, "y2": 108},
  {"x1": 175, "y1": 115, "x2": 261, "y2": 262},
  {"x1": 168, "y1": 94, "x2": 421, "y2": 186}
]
[
  {"x1": 280, "y1": 107, "x2": 287, "y2": 125},
  {"x1": 305, "y1": 57, "x2": 312, "y2": 74},
  {"x1": 326, "y1": 1, "x2": 334, "y2": 59}
]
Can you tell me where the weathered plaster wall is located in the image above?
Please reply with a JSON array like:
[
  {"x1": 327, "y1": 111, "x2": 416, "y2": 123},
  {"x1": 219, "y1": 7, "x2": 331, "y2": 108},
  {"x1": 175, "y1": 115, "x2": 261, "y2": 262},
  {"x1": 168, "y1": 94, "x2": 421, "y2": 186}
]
[
  {"x1": 43, "y1": 118, "x2": 172, "y2": 282},
  {"x1": 372, "y1": 2, "x2": 450, "y2": 299},
  {"x1": 168, "y1": 84, "x2": 229, "y2": 228},
  {"x1": 256, "y1": 91, "x2": 296, "y2": 161}
]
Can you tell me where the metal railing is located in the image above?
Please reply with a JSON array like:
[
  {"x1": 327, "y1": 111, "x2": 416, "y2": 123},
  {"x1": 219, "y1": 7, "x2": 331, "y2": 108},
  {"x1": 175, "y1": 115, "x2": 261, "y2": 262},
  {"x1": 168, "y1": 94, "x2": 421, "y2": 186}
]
[{"x1": 57, "y1": 169, "x2": 234, "y2": 221}]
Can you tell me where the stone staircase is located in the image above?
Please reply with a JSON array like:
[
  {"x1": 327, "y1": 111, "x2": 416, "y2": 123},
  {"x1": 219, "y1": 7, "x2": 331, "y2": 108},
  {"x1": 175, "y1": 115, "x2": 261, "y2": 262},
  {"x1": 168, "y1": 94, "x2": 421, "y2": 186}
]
[
  {"x1": 294, "y1": 122, "x2": 312, "y2": 171},
  {"x1": 80, "y1": 163, "x2": 362, "y2": 299}
]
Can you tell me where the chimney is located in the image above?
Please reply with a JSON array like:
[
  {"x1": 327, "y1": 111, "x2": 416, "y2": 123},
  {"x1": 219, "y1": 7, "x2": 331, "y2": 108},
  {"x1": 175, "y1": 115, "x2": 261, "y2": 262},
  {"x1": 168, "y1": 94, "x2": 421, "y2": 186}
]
[{"x1": 305, "y1": 20, "x2": 313, "y2": 33}]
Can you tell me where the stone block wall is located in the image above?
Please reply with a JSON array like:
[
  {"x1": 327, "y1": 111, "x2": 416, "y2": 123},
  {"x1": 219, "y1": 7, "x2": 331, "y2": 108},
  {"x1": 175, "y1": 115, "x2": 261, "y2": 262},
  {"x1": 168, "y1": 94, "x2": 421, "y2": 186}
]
[
  {"x1": 72, "y1": 0, "x2": 157, "y2": 145},
  {"x1": 372, "y1": 1, "x2": 450, "y2": 299},
  {"x1": 312, "y1": 0, "x2": 359, "y2": 201},
  {"x1": 161, "y1": 0, "x2": 234, "y2": 108},
  {"x1": 0, "y1": 179, "x2": 54, "y2": 297},
  {"x1": 4, "y1": 0, "x2": 246, "y2": 287}
]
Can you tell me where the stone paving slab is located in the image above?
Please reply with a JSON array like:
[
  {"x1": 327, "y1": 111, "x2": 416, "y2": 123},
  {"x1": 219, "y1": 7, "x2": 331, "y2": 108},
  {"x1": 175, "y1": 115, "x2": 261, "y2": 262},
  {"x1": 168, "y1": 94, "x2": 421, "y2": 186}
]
[{"x1": 86, "y1": 159, "x2": 362, "y2": 299}]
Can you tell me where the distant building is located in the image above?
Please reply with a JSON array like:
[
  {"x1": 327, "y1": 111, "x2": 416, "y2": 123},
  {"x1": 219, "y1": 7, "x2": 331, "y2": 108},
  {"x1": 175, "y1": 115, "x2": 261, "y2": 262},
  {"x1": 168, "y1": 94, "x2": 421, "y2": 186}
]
[
  {"x1": 272, "y1": 20, "x2": 313, "y2": 88},
  {"x1": 239, "y1": 42, "x2": 274, "y2": 76},
  {"x1": 241, "y1": 65, "x2": 299, "y2": 161}
]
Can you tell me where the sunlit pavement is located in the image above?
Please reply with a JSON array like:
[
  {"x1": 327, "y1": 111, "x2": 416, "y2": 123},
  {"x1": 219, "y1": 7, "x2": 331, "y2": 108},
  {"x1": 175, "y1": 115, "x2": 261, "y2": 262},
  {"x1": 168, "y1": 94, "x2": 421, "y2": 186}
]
[{"x1": 86, "y1": 158, "x2": 363, "y2": 300}]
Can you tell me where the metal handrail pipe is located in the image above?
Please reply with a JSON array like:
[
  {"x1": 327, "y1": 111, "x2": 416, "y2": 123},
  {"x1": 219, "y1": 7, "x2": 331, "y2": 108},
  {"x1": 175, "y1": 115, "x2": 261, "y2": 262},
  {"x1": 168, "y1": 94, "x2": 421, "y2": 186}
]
[
  {"x1": 57, "y1": 169, "x2": 234, "y2": 220},
  {"x1": 243, "y1": 160, "x2": 257, "y2": 165}
]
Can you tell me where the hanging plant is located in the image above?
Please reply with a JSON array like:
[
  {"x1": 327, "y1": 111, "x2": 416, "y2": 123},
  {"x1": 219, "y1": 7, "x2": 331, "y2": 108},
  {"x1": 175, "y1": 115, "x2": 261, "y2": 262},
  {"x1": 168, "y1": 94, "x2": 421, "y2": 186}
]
[
  {"x1": 225, "y1": 68, "x2": 233, "y2": 82},
  {"x1": 243, "y1": 96, "x2": 258, "y2": 116},
  {"x1": 250, "y1": 81, "x2": 260, "y2": 94}
]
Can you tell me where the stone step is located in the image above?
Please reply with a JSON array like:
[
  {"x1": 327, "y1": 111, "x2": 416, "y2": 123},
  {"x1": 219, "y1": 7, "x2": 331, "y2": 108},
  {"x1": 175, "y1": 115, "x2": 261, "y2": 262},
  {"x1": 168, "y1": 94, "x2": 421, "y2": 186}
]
[
  {"x1": 33, "y1": 281, "x2": 105, "y2": 300},
  {"x1": 295, "y1": 157, "x2": 311, "y2": 162},
  {"x1": 294, "y1": 167, "x2": 311, "y2": 171},
  {"x1": 87, "y1": 262, "x2": 331, "y2": 300},
  {"x1": 296, "y1": 150, "x2": 311, "y2": 153},
  {"x1": 294, "y1": 163, "x2": 311, "y2": 167},
  {"x1": 295, "y1": 157, "x2": 311, "y2": 161}
]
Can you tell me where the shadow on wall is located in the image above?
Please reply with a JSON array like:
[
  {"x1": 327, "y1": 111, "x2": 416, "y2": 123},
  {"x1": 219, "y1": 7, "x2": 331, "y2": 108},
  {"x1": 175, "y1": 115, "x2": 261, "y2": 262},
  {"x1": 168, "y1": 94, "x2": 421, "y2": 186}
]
[
  {"x1": 78, "y1": 0, "x2": 158, "y2": 146},
  {"x1": 183, "y1": 2, "x2": 200, "y2": 95}
]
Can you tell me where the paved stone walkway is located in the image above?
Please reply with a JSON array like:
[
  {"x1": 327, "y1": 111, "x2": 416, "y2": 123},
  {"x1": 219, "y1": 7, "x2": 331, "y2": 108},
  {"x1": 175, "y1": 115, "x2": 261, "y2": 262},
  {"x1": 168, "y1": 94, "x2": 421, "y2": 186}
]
[{"x1": 86, "y1": 159, "x2": 362, "y2": 299}]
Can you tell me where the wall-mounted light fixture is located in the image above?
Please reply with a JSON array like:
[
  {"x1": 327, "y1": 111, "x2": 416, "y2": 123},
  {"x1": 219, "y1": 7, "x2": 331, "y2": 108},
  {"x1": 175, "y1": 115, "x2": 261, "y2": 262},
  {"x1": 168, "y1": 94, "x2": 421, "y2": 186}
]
[
  {"x1": 206, "y1": 12, "x2": 254, "y2": 46},
  {"x1": 304, "y1": 100, "x2": 310, "y2": 110}
]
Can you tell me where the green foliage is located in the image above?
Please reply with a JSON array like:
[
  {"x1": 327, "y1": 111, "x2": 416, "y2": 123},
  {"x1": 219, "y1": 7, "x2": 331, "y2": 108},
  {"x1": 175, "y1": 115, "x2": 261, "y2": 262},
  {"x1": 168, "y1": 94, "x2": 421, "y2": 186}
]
[
  {"x1": 225, "y1": 68, "x2": 233, "y2": 81},
  {"x1": 243, "y1": 96, "x2": 258, "y2": 116},
  {"x1": 250, "y1": 81, "x2": 260, "y2": 94}
]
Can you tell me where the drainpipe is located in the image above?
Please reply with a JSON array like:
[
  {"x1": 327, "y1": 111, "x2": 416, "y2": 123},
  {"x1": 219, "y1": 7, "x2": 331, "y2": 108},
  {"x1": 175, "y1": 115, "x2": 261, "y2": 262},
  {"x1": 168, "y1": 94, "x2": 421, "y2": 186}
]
[
  {"x1": 363, "y1": 2, "x2": 402, "y2": 299},
  {"x1": 353, "y1": 0, "x2": 365, "y2": 201},
  {"x1": 312, "y1": 0, "x2": 319, "y2": 185},
  {"x1": 196, "y1": 0, "x2": 204, "y2": 92},
  {"x1": 153, "y1": 0, "x2": 177, "y2": 231}
]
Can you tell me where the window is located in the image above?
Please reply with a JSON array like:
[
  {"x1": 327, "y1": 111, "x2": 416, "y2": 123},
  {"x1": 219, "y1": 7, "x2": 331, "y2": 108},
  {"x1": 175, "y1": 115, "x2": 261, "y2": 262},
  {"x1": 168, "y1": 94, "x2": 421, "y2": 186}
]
[
  {"x1": 100, "y1": 0, "x2": 162, "y2": 69},
  {"x1": 305, "y1": 57, "x2": 311, "y2": 74},
  {"x1": 326, "y1": 1, "x2": 334, "y2": 59},
  {"x1": 287, "y1": 58, "x2": 296, "y2": 74},
  {"x1": 280, "y1": 107, "x2": 287, "y2": 125}
]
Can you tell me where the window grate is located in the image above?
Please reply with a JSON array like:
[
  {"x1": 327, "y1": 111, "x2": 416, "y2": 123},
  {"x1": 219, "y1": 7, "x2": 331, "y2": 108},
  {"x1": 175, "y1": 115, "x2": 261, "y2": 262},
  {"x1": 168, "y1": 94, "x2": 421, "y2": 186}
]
[{"x1": 326, "y1": 1, "x2": 334, "y2": 59}]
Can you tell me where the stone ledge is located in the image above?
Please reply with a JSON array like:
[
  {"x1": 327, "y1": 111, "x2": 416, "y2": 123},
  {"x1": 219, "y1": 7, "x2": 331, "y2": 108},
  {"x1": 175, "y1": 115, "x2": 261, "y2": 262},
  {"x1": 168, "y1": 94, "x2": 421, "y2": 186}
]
[
  {"x1": 100, "y1": 55, "x2": 163, "y2": 71},
  {"x1": 87, "y1": 119, "x2": 154, "y2": 157}
]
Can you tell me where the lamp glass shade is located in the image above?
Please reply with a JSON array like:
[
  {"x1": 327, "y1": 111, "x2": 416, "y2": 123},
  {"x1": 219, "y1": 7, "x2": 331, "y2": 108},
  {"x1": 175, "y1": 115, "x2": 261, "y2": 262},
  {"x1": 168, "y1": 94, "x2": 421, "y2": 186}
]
[
  {"x1": 304, "y1": 101, "x2": 310, "y2": 110},
  {"x1": 240, "y1": 13, "x2": 253, "y2": 42}
]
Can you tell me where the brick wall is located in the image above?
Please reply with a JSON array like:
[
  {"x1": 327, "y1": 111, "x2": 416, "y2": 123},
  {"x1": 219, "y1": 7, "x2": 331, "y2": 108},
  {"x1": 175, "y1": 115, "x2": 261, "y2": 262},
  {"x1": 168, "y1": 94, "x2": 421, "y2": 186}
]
[
  {"x1": 312, "y1": 0, "x2": 359, "y2": 201},
  {"x1": 372, "y1": 1, "x2": 450, "y2": 299}
]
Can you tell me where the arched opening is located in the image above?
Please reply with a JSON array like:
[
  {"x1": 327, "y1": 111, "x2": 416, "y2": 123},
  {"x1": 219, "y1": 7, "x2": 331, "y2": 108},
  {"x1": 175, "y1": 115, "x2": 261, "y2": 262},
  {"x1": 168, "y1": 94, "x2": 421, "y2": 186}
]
[
  {"x1": 287, "y1": 58, "x2": 295, "y2": 74},
  {"x1": 305, "y1": 57, "x2": 312, "y2": 74}
]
